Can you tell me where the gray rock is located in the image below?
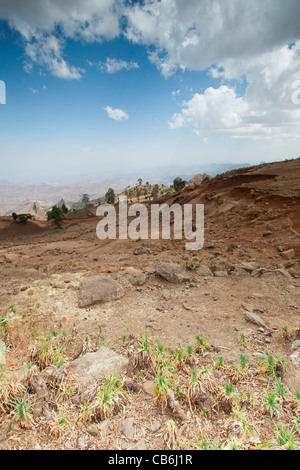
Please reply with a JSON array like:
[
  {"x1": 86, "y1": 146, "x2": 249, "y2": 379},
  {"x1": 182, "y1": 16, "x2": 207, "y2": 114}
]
[
  {"x1": 129, "y1": 273, "x2": 147, "y2": 286},
  {"x1": 290, "y1": 351, "x2": 300, "y2": 367},
  {"x1": 155, "y1": 261, "x2": 190, "y2": 283},
  {"x1": 214, "y1": 271, "x2": 228, "y2": 277},
  {"x1": 232, "y1": 267, "x2": 250, "y2": 277},
  {"x1": 121, "y1": 417, "x2": 135, "y2": 439},
  {"x1": 133, "y1": 246, "x2": 151, "y2": 255},
  {"x1": 195, "y1": 265, "x2": 213, "y2": 276},
  {"x1": 68, "y1": 347, "x2": 129, "y2": 390},
  {"x1": 239, "y1": 261, "x2": 261, "y2": 273},
  {"x1": 273, "y1": 268, "x2": 292, "y2": 278},
  {"x1": 292, "y1": 340, "x2": 300, "y2": 350},
  {"x1": 242, "y1": 311, "x2": 266, "y2": 328},
  {"x1": 78, "y1": 275, "x2": 124, "y2": 307}
]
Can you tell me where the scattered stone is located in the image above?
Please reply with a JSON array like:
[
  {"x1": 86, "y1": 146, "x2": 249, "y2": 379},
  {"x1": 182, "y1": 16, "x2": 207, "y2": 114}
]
[
  {"x1": 214, "y1": 271, "x2": 228, "y2": 277},
  {"x1": 77, "y1": 434, "x2": 93, "y2": 450},
  {"x1": 68, "y1": 347, "x2": 129, "y2": 390},
  {"x1": 281, "y1": 249, "x2": 295, "y2": 260},
  {"x1": 232, "y1": 267, "x2": 250, "y2": 277},
  {"x1": 99, "y1": 419, "x2": 112, "y2": 436},
  {"x1": 78, "y1": 275, "x2": 124, "y2": 307},
  {"x1": 195, "y1": 265, "x2": 213, "y2": 276},
  {"x1": 86, "y1": 424, "x2": 99, "y2": 437},
  {"x1": 150, "y1": 420, "x2": 161, "y2": 433},
  {"x1": 133, "y1": 246, "x2": 151, "y2": 255},
  {"x1": 273, "y1": 268, "x2": 292, "y2": 279},
  {"x1": 155, "y1": 261, "x2": 190, "y2": 283},
  {"x1": 129, "y1": 273, "x2": 147, "y2": 286},
  {"x1": 292, "y1": 340, "x2": 300, "y2": 350},
  {"x1": 124, "y1": 267, "x2": 143, "y2": 275},
  {"x1": 121, "y1": 417, "x2": 135, "y2": 439},
  {"x1": 127, "y1": 439, "x2": 148, "y2": 451},
  {"x1": 242, "y1": 311, "x2": 266, "y2": 328},
  {"x1": 239, "y1": 261, "x2": 261, "y2": 273},
  {"x1": 290, "y1": 351, "x2": 300, "y2": 367},
  {"x1": 143, "y1": 380, "x2": 156, "y2": 396},
  {"x1": 205, "y1": 243, "x2": 215, "y2": 249}
]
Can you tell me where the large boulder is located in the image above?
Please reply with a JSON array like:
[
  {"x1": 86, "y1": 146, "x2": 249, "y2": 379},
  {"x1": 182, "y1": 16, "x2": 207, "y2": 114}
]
[
  {"x1": 155, "y1": 261, "x2": 190, "y2": 283},
  {"x1": 78, "y1": 276, "x2": 124, "y2": 307}
]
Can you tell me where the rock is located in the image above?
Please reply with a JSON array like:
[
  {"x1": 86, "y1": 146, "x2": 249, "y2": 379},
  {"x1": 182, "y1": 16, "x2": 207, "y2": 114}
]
[
  {"x1": 292, "y1": 340, "x2": 300, "y2": 350},
  {"x1": 77, "y1": 434, "x2": 93, "y2": 450},
  {"x1": 290, "y1": 351, "x2": 300, "y2": 367},
  {"x1": 214, "y1": 271, "x2": 228, "y2": 277},
  {"x1": 86, "y1": 424, "x2": 99, "y2": 437},
  {"x1": 121, "y1": 417, "x2": 135, "y2": 439},
  {"x1": 99, "y1": 419, "x2": 112, "y2": 436},
  {"x1": 133, "y1": 246, "x2": 151, "y2": 255},
  {"x1": 124, "y1": 267, "x2": 143, "y2": 275},
  {"x1": 281, "y1": 249, "x2": 295, "y2": 260},
  {"x1": 242, "y1": 311, "x2": 266, "y2": 328},
  {"x1": 143, "y1": 380, "x2": 156, "y2": 396},
  {"x1": 127, "y1": 439, "x2": 148, "y2": 450},
  {"x1": 129, "y1": 273, "x2": 147, "y2": 286},
  {"x1": 155, "y1": 261, "x2": 190, "y2": 283},
  {"x1": 239, "y1": 261, "x2": 261, "y2": 273},
  {"x1": 273, "y1": 268, "x2": 292, "y2": 278},
  {"x1": 232, "y1": 267, "x2": 250, "y2": 277},
  {"x1": 68, "y1": 347, "x2": 129, "y2": 390},
  {"x1": 150, "y1": 420, "x2": 161, "y2": 433},
  {"x1": 78, "y1": 276, "x2": 124, "y2": 307},
  {"x1": 195, "y1": 265, "x2": 213, "y2": 276}
]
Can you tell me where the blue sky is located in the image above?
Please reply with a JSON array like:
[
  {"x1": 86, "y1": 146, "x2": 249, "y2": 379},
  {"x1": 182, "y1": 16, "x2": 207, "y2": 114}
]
[{"x1": 0, "y1": 0, "x2": 300, "y2": 184}]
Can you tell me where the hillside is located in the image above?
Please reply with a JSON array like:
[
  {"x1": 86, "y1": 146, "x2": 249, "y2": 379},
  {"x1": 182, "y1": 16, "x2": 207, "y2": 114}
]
[{"x1": 0, "y1": 158, "x2": 299, "y2": 450}]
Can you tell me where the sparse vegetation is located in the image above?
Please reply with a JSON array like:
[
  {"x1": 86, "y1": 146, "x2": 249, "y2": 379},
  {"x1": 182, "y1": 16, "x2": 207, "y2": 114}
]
[
  {"x1": 12, "y1": 213, "x2": 33, "y2": 223},
  {"x1": 1, "y1": 318, "x2": 300, "y2": 450}
]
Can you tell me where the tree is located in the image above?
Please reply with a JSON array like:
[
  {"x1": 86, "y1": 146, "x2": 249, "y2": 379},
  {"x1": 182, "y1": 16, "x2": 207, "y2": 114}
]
[
  {"x1": 137, "y1": 178, "x2": 143, "y2": 186},
  {"x1": 105, "y1": 187, "x2": 115, "y2": 205},
  {"x1": 61, "y1": 203, "x2": 69, "y2": 214},
  {"x1": 82, "y1": 193, "x2": 90, "y2": 207},
  {"x1": 173, "y1": 177, "x2": 186, "y2": 192},
  {"x1": 151, "y1": 184, "x2": 159, "y2": 200},
  {"x1": 47, "y1": 205, "x2": 64, "y2": 228}
]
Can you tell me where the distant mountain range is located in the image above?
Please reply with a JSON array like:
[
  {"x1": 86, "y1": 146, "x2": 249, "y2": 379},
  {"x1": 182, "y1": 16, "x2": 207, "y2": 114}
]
[{"x1": 0, "y1": 162, "x2": 250, "y2": 216}]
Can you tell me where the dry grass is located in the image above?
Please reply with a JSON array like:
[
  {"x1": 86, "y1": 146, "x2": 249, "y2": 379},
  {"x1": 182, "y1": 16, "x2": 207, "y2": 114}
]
[{"x1": 1, "y1": 312, "x2": 300, "y2": 450}]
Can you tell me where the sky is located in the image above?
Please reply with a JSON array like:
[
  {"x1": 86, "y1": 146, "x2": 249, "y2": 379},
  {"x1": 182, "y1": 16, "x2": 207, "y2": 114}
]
[{"x1": 0, "y1": 0, "x2": 300, "y2": 184}]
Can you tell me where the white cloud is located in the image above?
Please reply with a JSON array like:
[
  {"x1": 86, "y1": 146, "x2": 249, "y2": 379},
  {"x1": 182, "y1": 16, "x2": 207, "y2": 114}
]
[
  {"x1": 169, "y1": 86, "x2": 249, "y2": 136},
  {"x1": 99, "y1": 57, "x2": 139, "y2": 74},
  {"x1": 169, "y1": 42, "x2": 300, "y2": 142},
  {"x1": 104, "y1": 106, "x2": 129, "y2": 121},
  {"x1": 0, "y1": 0, "x2": 120, "y2": 79},
  {"x1": 24, "y1": 33, "x2": 83, "y2": 79},
  {"x1": 125, "y1": 0, "x2": 300, "y2": 75}
]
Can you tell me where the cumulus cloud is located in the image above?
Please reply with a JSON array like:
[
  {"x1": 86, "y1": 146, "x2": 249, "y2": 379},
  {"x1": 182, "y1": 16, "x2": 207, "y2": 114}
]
[
  {"x1": 104, "y1": 106, "x2": 129, "y2": 121},
  {"x1": 169, "y1": 42, "x2": 300, "y2": 141},
  {"x1": 0, "y1": 0, "x2": 120, "y2": 79},
  {"x1": 125, "y1": 0, "x2": 300, "y2": 76}
]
